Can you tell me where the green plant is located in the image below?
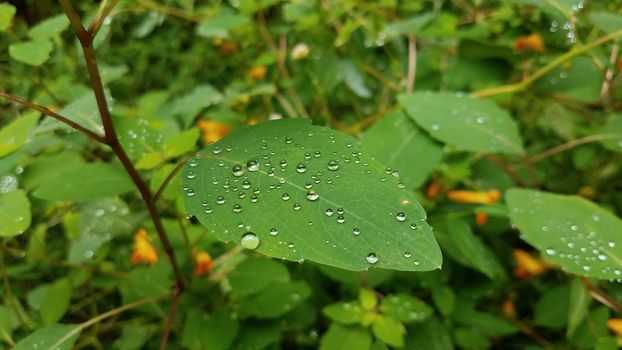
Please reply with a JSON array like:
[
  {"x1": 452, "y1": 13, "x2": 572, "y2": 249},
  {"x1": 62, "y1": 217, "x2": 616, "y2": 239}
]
[{"x1": 2, "y1": 0, "x2": 622, "y2": 349}]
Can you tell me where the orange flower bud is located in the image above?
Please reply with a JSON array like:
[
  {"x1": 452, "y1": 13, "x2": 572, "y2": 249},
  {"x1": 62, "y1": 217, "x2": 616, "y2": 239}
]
[
  {"x1": 512, "y1": 249, "x2": 546, "y2": 278},
  {"x1": 193, "y1": 251, "x2": 213, "y2": 276},
  {"x1": 249, "y1": 66, "x2": 267, "y2": 80},
  {"x1": 447, "y1": 189, "x2": 501, "y2": 205},
  {"x1": 514, "y1": 34, "x2": 544, "y2": 53},
  {"x1": 130, "y1": 229, "x2": 158, "y2": 265},
  {"x1": 607, "y1": 319, "x2": 622, "y2": 336},
  {"x1": 219, "y1": 41, "x2": 237, "y2": 55},
  {"x1": 502, "y1": 299, "x2": 516, "y2": 318},
  {"x1": 197, "y1": 119, "x2": 231, "y2": 144},
  {"x1": 617, "y1": 57, "x2": 622, "y2": 71},
  {"x1": 247, "y1": 117, "x2": 260, "y2": 125},
  {"x1": 426, "y1": 181, "x2": 442, "y2": 200},
  {"x1": 475, "y1": 212, "x2": 488, "y2": 226}
]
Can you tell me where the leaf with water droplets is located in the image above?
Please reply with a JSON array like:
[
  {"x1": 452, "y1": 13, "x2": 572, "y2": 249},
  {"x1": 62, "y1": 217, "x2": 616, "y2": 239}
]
[
  {"x1": 182, "y1": 119, "x2": 441, "y2": 271},
  {"x1": 507, "y1": 189, "x2": 622, "y2": 280},
  {"x1": 0, "y1": 189, "x2": 31, "y2": 237},
  {"x1": 12, "y1": 324, "x2": 80, "y2": 350},
  {"x1": 398, "y1": 92, "x2": 524, "y2": 155}
]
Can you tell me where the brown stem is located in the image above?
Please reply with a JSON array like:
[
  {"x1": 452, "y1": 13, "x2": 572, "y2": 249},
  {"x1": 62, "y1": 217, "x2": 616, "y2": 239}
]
[
  {"x1": 581, "y1": 277, "x2": 622, "y2": 313},
  {"x1": 153, "y1": 159, "x2": 186, "y2": 203},
  {"x1": 59, "y1": 1, "x2": 186, "y2": 347},
  {"x1": 522, "y1": 134, "x2": 620, "y2": 165},
  {"x1": 159, "y1": 287, "x2": 182, "y2": 350},
  {"x1": 88, "y1": 0, "x2": 120, "y2": 36},
  {"x1": 406, "y1": 36, "x2": 417, "y2": 94},
  {"x1": 0, "y1": 92, "x2": 106, "y2": 143},
  {"x1": 483, "y1": 155, "x2": 527, "y2": 187}
]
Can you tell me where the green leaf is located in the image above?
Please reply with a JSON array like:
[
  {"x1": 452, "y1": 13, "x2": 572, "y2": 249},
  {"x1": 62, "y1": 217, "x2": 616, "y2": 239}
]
[
  {"x1": 183, "y1": 310, "x2": 238, "y2": 350},
  {"x1": 323, "y1": 302, "x2": 364, "y2": 325},
  {"x1": 362, "y1": 111, "x2": 442, "y2": 189},
  {"x1": 600, "y1": 114, "x2": 622, "y2": 153},
  {"x1": 380, "y1": 294, "x2": 433, "y2": 324},
  {"x1": 342, "y1": 61, "x2": 371, "y2": 98},
  {"x1": 567, "y1": 278, "x2": 590, "y2": 338},
  {"x1": 534, "y1": 57, "x2": 602, "y2": 103},
  {"x1": 0, "y1": 112, "x2": 39, "y2": 157},
  {"x1": 0, "y1": 190, "x2": 31, "y2": 237},
  {"x1": 182, "y1": 120, "x2": 441, "y2": 272},
  {"x1": 40, "y1": 278, "x2": 72, "y2": 325},
  {"x1": 398, "y1": 92, "x2": 524, "y2": 155},
  {"x1": 380, "y1": 13, "x2": 434, "y2": 39},
  {"x1": 150, "y1": 164, "x2": 181, "y2": 201},
  {"x1": 41, "y1": 91, "x2": 113, "y2": 134},
  {"x1": 359, "y1": 288, "x2": 378, "y2": 310},
  {"x1": 588, "y1": 12, "x2": 622, "y2": 35},
  {"x1": 451, "y1": 302, "x2": 516, "y2": 337},
  {"x1": 231, "y1": 322, "x2": 281, "y2": 350},
  {"x1": 28, "y1": 14, "x2": 69, "y2": 39},
  {"x1": 534, "y1": 284, "x2": 569, "y2": 329},
  {"x1": 9, "y1": 39, "x2": 54, "y2": 66},
  {"x1": 137, "y1": 128, "x2": 199, "y2": 169},
  {"x1": 506, "y1": 189, "x2": 622, "y2": 279},
  {"x1": 320, "y1": 324, "x2": 372, "y2": 350},
  {"x1": 228, "y1": 257, "x2": 290, "y2": 299},
  {"x1": 196, "y1": 13, "x2": 250, "y2": 38},
  {"x1": 237, "y1": 281, "x2": 310, "y2": 319},
  {"x1": 372, "y1": 315, "x2": 405, "y2": 348},
  {"x1": 0, "y1": 3, "x2": 16, "y2": 32},
  {"x1": 405, "y1": 316, "x2": 454, "y2": 350},
  {"x1": 433, "y1": 218, "x2": 505, "y2": 279},
  {"x1": 13, "y1": 324, "x2": 80, "y2": 350},
  {"x1": 33, "y1": 163, "x2": 134, "y2": 201},
  {"x1": 170, "y1": 85, "x2": 223, "y2": 127},
  {"x1": 431, "y1": 286, "x2": 456, "y2": 317}
]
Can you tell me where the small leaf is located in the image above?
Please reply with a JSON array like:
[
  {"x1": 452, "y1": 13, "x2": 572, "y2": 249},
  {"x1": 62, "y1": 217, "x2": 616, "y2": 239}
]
[
  {"x1": 237, "y1": 281, "x2": 310, "y2": 319},
  {"x1": 13, "y1": 324, "x2": 80, "y2": 350},
  {"x1": 28, "y1": 14, "x2": 69, "y2": 39},
  {"x1": 228, "y1": 258, "x2": 290, "y2": 299},
  {"x1": 0, "y1": 190, "x2": 31, "y2": 237},
  {"x1": 323, "y1": 302, "x2": 364, "y2": 325},
  {"x1": 380, "y1": 294, "x2": 433, "y2": 324},
  {"x1": 567, "y1": 277, "x2": 590, "y2": 338},
  {"x1": 320, "y1": 324, "x2": 372, "y2": 350},
  {"x1": 380, "y1": 13, "x2": 434, "y2": 39},
  {"x1": 0, "y1": 112, "x2": 39, "y2": 157},
  {"x1": 588, "y1": 12, "x2": 622, "y2": 35},
  {"x1": 359, "y1": 288, "x2": 378, "y2": 310},
  {"x1": 0, "y1": 3, "x2": 16, "y2": 32},
  {"x1": 362, "y1": 111, "x2": 442, "y2": 189},
  {"x1": 534, "y1": 284, "x2": 570, "y2": 329},
  {"x1": 183, "y1": 310, "x2": 238, "y2": 350},
  {"x1": 341, "y1": 61, "x2": 371, "y2": 98},
  {"x1": 600, "y1": 114, "x2": 622, "y2": 153},
  {"x1": 506, "y1": 189, "x2": 622, "y2": 279},
  {"x1": 9, "y1": 39, "x2": 54, "y2": 66},
  {"x1": 196, "y1": 13, "x2": 250, "y2": 38},
  {"x1": 182, "y1": 119, "x2": 441, "y2": 271},
  {"x1": 398, "y1": 92, "x2": 524, "y2": 155},
  {"x1": 372, "y1": 315, "x2": 405, "y2": 348},
  {"x1": 40, "y1": 278, "x2": 72, "y2": 325}
]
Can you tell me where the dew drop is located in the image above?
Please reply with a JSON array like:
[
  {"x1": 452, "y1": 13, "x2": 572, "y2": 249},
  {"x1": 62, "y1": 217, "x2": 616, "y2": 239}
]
[
  {"x1": 352, "y1": 228, "x2": 360, "y2": 236},
  {"x1": 242, "y1": 180, "x2": 251, "y2": 189},
  {"x1": 325, "y1": 208, "x2": 334, "y2": 217},
  {"x1": 186, "y1": 171, "x2": 196, "y2": 179},
  {"x1": 216, "y1": 196, "x2": 226, "y2": 205},
  {"x1": 282, "y1": 193, "x2": 290, "y2": 201},
  {"x1": 233, "y1": 204, "x2": 242, "y2": 213},
  {"x1": 306, "y1": 189, "x2": 319, "y2": 201},
  {"x1": 609, "y1": 241, "x2": 616, "y2": 248},
  {"x1": 232, "y1": 165, "x2": 244, "y2": 177},
  {"x1": 396, "y1": 212, "x2": 406, "y2": 222},
  {"x1": 246, "y1": 159, "x2": 259, "y2": 172},
  {"x1": 188, "y1": 159, "x2": 198, "y2": 167},
  {"x1": 269, "y1": 228, "x2": 279, "y2": 236},
  {"x1": 337, "y1": 208, "x2": 344, "y2": 215},
  {"x1": 545, "y1": 248, "x2": 556, "y2": 256},
  {"x1": 410, "y1": 223, "x2": 417, "y2": 230},
  {"x1": 404, "y1": 251, "x2": 412, "y2": 258},
  {"x1": 327, "y1": 160, "x2": 339, "y2": 171},
  {"x1": 293, "y1": 203, "x2": 301, "y2": 211},
  {"x1": 366, "y1": 253, "x2": 379, "y2": 264},
  {"x1": 336, "y1": 215, "x2": 345, "y2": 224},
  {"x1": 241, "y1": 232, "x2": 259, "y2": 249}
]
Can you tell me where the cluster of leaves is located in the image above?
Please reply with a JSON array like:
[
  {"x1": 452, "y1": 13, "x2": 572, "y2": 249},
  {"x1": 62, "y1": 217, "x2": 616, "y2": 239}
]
[{"x1": 2, "y1": 0, "x2": 622, "y2": 349}]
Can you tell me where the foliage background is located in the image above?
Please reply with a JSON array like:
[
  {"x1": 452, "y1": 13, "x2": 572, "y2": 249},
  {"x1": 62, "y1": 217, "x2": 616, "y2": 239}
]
[{"x1": 1, "y1": 0, "x2": 622, "y2": 349}]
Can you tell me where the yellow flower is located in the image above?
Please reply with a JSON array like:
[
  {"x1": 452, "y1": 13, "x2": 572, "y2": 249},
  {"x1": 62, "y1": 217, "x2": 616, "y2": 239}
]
[
  {"x1": 291, "y1": 43, "x2": 310, "y2": 60},
  {"x1": 249, "y1": 66, "x2": 267, "y2": 80},
  {"x1": 607, "y1": 319, "x2": 622, "y2": 336},
  {"x1": 193, "y1": 251, "x2": 213, "y2": 276},
  {"x1": 197, "y1": 119, "x2": 231, "y2": 144},
  {"x1": 447, "y1": 189, "x2": 501, "y2": 205},
  {"x1": 512, "y1": 249, "x2": 546, "y2": 278},
  {"x1": 130, "y1": 229, "x2": 158, "y2": 265},
  {"x1": 514, "y1": 34, "x2": 544, "y2": 53}
]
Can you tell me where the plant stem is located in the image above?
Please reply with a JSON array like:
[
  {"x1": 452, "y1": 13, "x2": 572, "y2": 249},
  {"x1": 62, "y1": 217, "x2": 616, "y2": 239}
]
[
  {"x1": 59, "y1": 1, "x2": 186, "y2": 347},
  {"x1": 522, "y1": 133, "x2": 621, "y2": 165},
  {"x1": 406, "y1": 36, "x2": 417, "y2": 94},
  {"x1": 51, "y1": 293, "x2": 169, "y2": 349},
  {"x1": 88, "y1": 0, "x2": 120, "y2": 36},
  {"x1": 159, "y1": 287, "x2": 182, "y2": 350},
  {"x1": 0, "y1": 92, "x2": 106, "y2": 143},
  {"x1": 471, "y1": 28, "x2": 622, "y2": 98},
  {"x1": 581, "y1": 277, "x2": 622, "y2": 313},
  {"x1": 153, "y1": 159, "x2": 187, "y2": 203}
]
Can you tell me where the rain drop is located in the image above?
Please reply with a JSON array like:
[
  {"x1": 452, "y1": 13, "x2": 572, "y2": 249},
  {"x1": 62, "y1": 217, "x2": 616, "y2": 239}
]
[
  {"x1": 325, "y1": 209, "x2": 334, "y2": 217},
  {"x1": 241, "y1": 233, "x2": 259, "y2": 250},
  {"x1": 396, "y1": 212, "x2": 406, "y2": 222},
  {"x1": 269, "y1": 228, "x2": 279, "y2": 236},
  {"x1": 233, "y1": 204, "x2": 242, "y2": 213},
  {"x1": 232, "y1": 165, "x2": 244, "y2": 177},
  {"x1": 296, "y1": 163, "x2": 307, "y2": 173},
  {"x1": 306, "y1": 189, "x2": 319, "y2": 201},
  {"x1": 366, "y1": 253, "x2": 379, "y2": 264},
  {"x1": 247, "y1": 160, "x2": 259, "y2": 172},
  {"x1": 336, "y1": 215, "x2": 345, "y2": 224},
  {"x1": 327, "y1": 160, "x2": 339, "y2": 171},
  {"x1": 352, "y1": 228, "x2": 360, "y2": 236},
  {"x1": 293, "y1": 203, "x2": 301, "y2": 211},
  {"x1": 282, "y1": 193, "x2": 290, "y2": 201}
]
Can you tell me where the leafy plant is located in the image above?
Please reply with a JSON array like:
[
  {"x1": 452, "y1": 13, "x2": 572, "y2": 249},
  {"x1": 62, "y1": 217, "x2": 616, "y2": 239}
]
[{"x1": 2, "y1": 0, "x2": 622, "y2": 349}]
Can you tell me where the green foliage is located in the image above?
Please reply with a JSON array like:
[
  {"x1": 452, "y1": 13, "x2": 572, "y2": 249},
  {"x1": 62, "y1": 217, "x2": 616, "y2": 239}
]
[{"x1": 2, "y1": 0, "x2": 622, "y2": 349}]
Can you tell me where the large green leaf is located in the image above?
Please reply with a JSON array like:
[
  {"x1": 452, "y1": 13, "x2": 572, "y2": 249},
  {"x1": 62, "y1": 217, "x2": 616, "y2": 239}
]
[
  {"x1": 588, "y1": 11, "x2": 622, "y2": 35},
  {"x1": 27, "y1": 14, "x2": 69, "y2": 39},
  {"x1": 40, "y1": 278, "x2": 72, "y2": 325},
  {"x1": 0, "y1": 190, "x2": 31, "y2": 237},
  {"x1": 506, "y1": 189, "x2": 622, "y2": 279},
  {"x1": 362, "y1": 111, "x2": 442, "y2": 189},
  {"x1": 0, "y1": 112, "x2": 39, "y2": 158},
  {"x1": 0, "y1": 3, "x2": 16, "y2": 32},
  {"x1": 320, "y1": 324, "x2": 372, "y2": 350},
  {"x1": 33, "y1": 163, "x2": 134, "y2": 201},
  {"x1": 398, "y1": 92, "x2": 523, "y2": 155},
  {"x1": 182, "y1": 119, "x2": 441, "y2": 271},
  {"x1": 13, "y1": 324, "x2": 80, "y2": 350}
]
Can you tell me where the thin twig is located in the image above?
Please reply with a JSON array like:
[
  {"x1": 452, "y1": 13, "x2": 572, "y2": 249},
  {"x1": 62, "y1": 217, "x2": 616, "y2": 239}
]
[
  {"x1": 511, "y1": 319, "x2": 556, "y2": 349},
  {"x1": 483, "y1": 155, "x2": 527, "y2": 187},
  {"x1": 599, "y1": 43, "x2": 619, "y2": 101},
  {"x1": 159, "y1": 287, "x2": 182, "y2": 350},
  {"x1": 406, "y1": 36, "x2": 417, "y2": 94},
  {"x1": 153, "y1": 160, "x2": 186, "y2": 203},
  {"x1": 523, "y1": 134, "x2": 621, "y2": 165},
  {"x1": 0, "y1": 92, "x2": 106, "y2": 143},
  {"x1": 88, "y1": 0, "x2": 120, "y2": 36},
  {"x1": 277, "y1": 34, "x2": 309, "y2": 118},
  {"x1": 137, "y1": 0, "x2": 203, "y2": 22},
  {"x1": 581, "y1": 277, "x2": 622, "y2": 313},
  {"x1": 275, "y1": 93, "x2": 298, "y2": 118},
  {"x1": 471, "y1": 28, "x2": 622, "y2": 98}
]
